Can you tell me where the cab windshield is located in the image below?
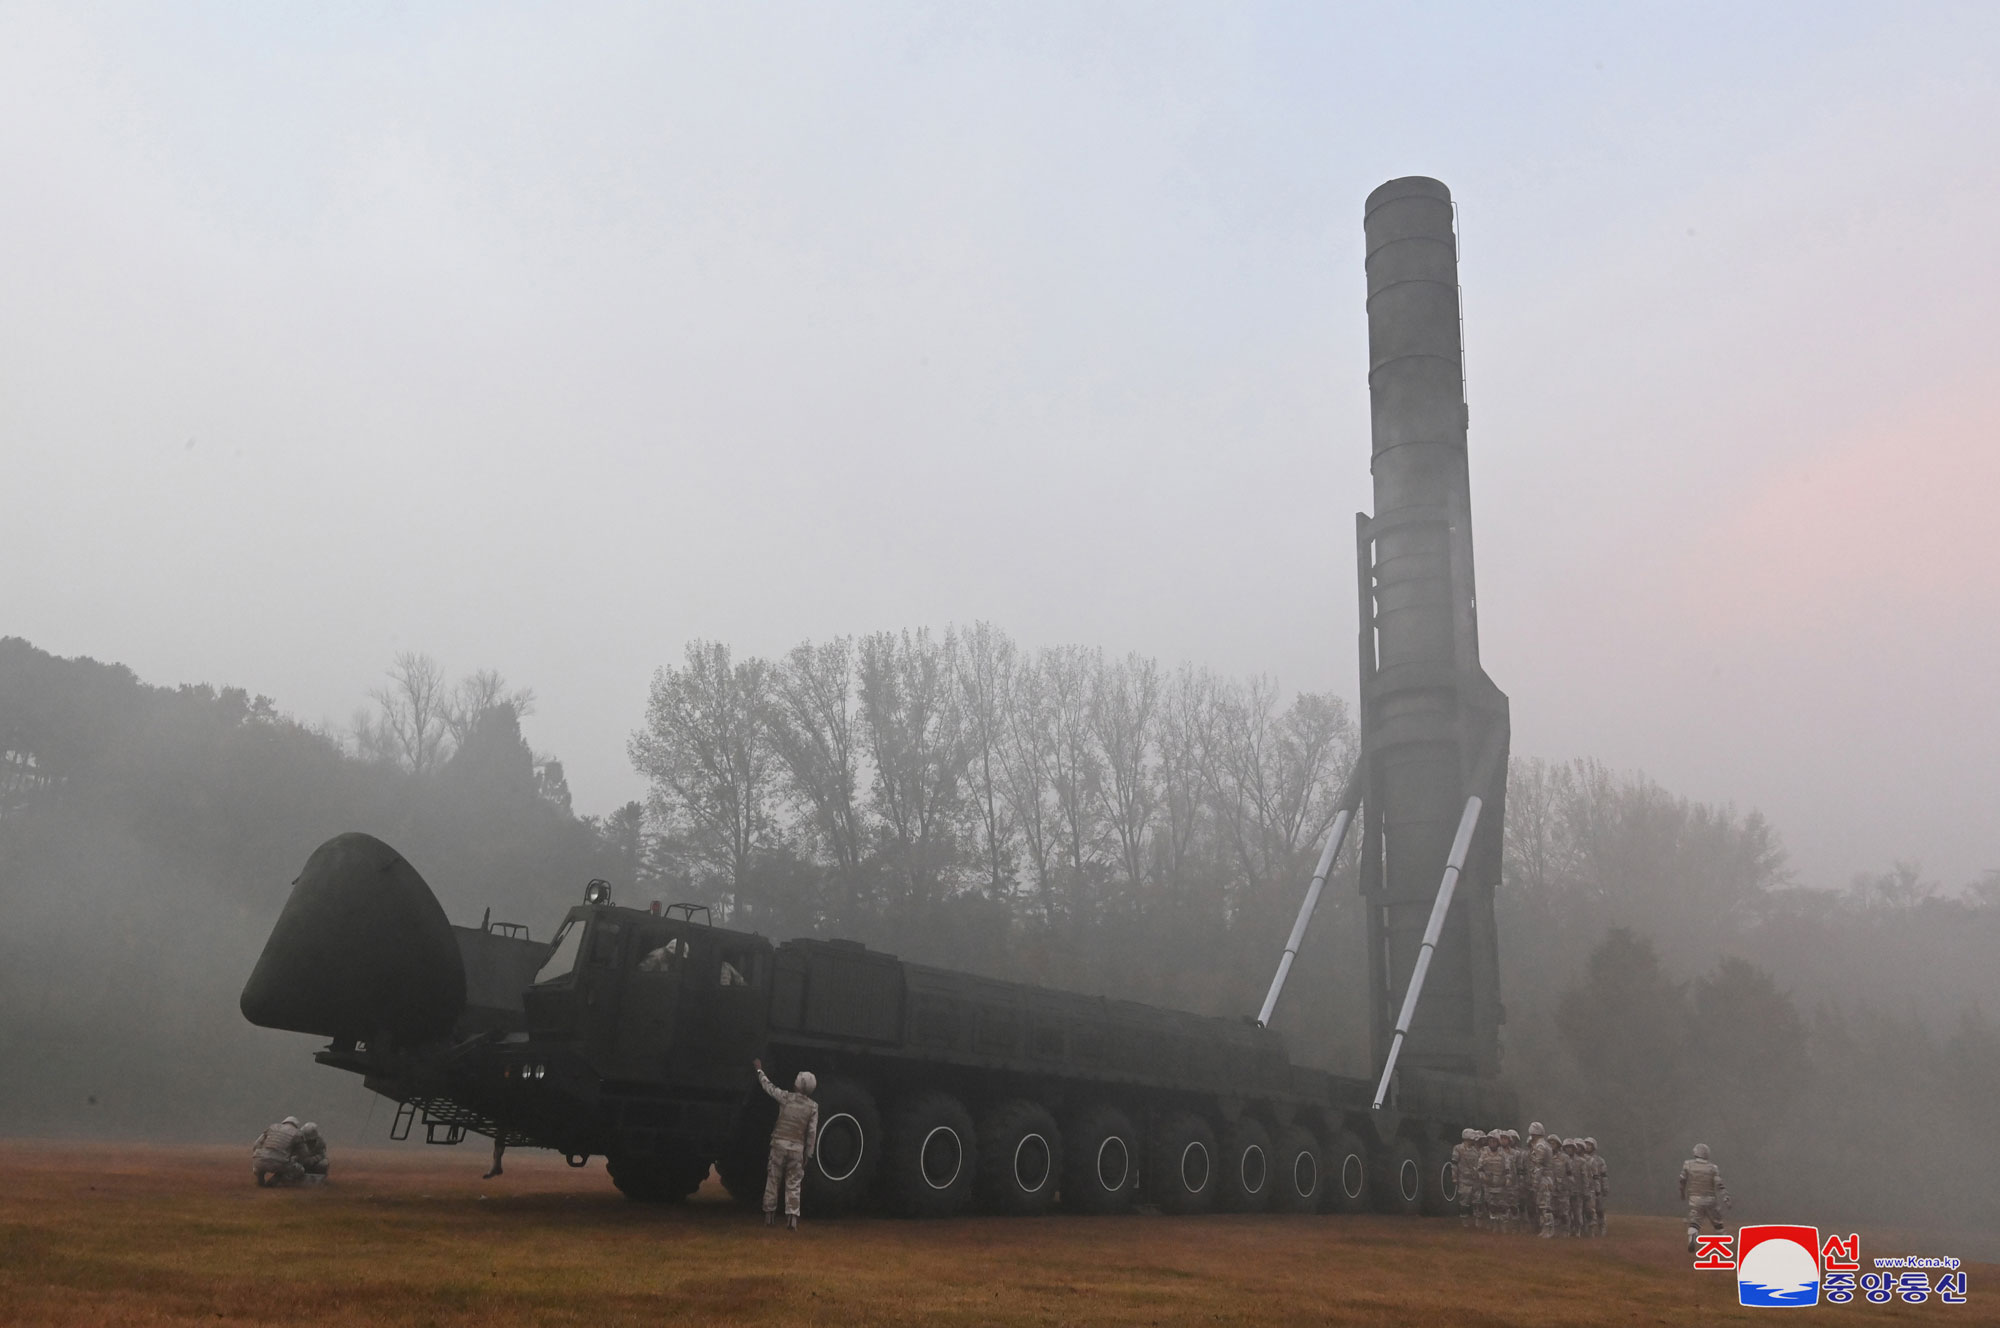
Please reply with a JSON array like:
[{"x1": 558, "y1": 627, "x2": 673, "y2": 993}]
[{"x1": 533, "y1": 919, "x2": 584, "y2": 985}]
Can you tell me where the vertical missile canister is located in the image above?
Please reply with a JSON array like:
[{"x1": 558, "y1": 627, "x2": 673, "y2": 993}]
[{"x1": 1356, "y1": 177, "x2": 1509, "y2": 1080}]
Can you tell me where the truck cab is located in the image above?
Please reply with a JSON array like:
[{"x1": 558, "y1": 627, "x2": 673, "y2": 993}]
[{"x1": 523, "y1": 899, "x2": 773, "y2": 1098}]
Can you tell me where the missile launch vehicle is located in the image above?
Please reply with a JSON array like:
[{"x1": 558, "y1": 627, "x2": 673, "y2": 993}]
[{"x1": 242, "y1": 176, "x2": 1515, "y2": 1218}]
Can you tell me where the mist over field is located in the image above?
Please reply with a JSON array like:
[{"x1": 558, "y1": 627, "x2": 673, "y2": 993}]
[
  {"x1": 2, "y1": 0, "x2": 1998, "y2": 1254},
  {"x1": 3, "y1": 633, "x2": 1997, "y2": 1236}
]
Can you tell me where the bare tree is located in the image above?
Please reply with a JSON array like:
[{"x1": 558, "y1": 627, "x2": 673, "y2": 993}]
[
  {"x1": 1201, "y1": 678, "x2": 1353, "y2": 908},
  {"x1": 767, "y1": 637, "x2": 868, "y2": 922},
  {"x1": 445, "y1": 668, "x2": 536, "y2": 745},
  {"x1": 1000, "y1": 653, "x2": 1059, "y2": 925},
  {"x1": 1155, "y1": 666, "x2": 1221, "y2": 907},
  {"x1": 856, "y1": 629, "x2": 969, "y2": 912},
  {"x1": 628, "y1": 642, "x2": 775, "y2": 920},
  {"x1": 1040, "y1": 645, "x2": 1105, "y2": 924},
  {"x1": 1090, "y1": 652, "x2": 1160, "y2": 896},
  {"x1": 360, "y1": 651, "x2": 453, "y2": 775},
  {"x1": 957, "y1": 621, "x2": 1020, "y2": 902}
]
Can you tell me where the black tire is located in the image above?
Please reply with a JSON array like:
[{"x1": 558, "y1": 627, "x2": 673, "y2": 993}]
[
  {"x1": 1061, "y1": 1103, "x2": 1138, "y2": 1214},
  {"x1": 1324, "y1": 1129, "x2": 1372, "y2": 1214},
  {"x1": 1216, "y1": 1118, "x2": 1273, "y2": 1213},
  {"x1": 1269, "y1": 1125, "x2": 1322, "y2": 1215},
  {"x1": 1375, "y1": 1135, "x2": 1424, "y2": 1216},
  {"x1": 976, "y1": 1099, "x2": 1062, "y2": 1216},
  {"x1": 606, "y1": 1150, "x2": 709, "y2": 1202},
  {"x1": 881, "y1": 1090, "x2": 977, "y2": 1218},
  {"x1": 717, "y1": 1083, "x2": 780, "y2": 1207},
  {"x1": 715, "y1": 1131, "x2": 767, "y2": 1208},
  {"x1": 803, "y1": 1075, "x2": 882, "y2": 1216},
  {"x1": 1424, "y1": 1138, "x2": 1456, "y2": 1216},
  {"x1": 1148, "y1": 1111, "x2": 1218, "y2": 1216}
]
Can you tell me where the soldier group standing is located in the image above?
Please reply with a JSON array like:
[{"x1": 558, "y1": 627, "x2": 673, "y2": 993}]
[
  {"x1": 250, "y1": 1116, "x2": 329, "y2": 1187},
  {"x1": 1453, "y1": 1122, "x2": 1605, "y2": 1236}
]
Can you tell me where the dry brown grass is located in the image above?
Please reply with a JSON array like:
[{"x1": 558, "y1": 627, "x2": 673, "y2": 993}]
[{"x1": 1, "y1": 1142, "x2": 1989, "y2": 1326}]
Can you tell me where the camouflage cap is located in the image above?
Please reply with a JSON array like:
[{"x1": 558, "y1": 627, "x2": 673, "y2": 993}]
[
  {"x1": 1528, "y1": 1121, "x2": 1545, "y2": 1136},
  {"x1": 1584, "y1": 1137, "x2": 1596, "y2": 1148},
  {"x1": 1462, "y1": 1128, "x2": 1477, "y2": 1140},
  {"x1": 1693, "y1": 1143, "x2": 1710, "y2": 1159}
]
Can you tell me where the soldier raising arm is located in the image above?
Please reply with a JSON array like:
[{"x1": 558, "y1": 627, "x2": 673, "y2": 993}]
[{"x1": 753, "y1": 1058, "x2": 819, "y2": 1230}]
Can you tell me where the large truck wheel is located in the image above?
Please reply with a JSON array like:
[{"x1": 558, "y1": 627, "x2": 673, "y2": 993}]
[
  {"x1": 1061, "y1": 1103, "x2": 1138, "y2": 1214},
  {"x1": 803, "y1": 1075, "x2": 882, "y2": 1216},
  {"x1": 1425, "y1": 1137, "x2": 1456, "y2": 1216},
  {"x1": 1324, "y1": 1129, "x2": 1372, "y2": 1214},
  {"x1": 1269, "y1": 1125, "x2": 1322, "y2": 1214},
  {"x1": 881, "y1": 1090, "x2": 977, "y2": 1218},
  {"x1": 1216, "y1": 1118, "x2": 1273, "y2": 1213},
  {"x1": 607, "y1": 1151, "x2": 709, "y2": 1202},
  {"x1": 976, "y1": 1099, "x2": 1062, "y2": 1216},
  {"x1": 1147, "y1": 1112, "x2": 1218, "y2": 1216},
  {"x1": 1374, "y1": 1135, "x2": 1425, "y2": 1216}
]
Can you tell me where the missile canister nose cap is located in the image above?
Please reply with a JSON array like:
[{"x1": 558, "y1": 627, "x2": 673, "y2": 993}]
[{"x1": 1365, "y1": 175, "x2": 1452, "y2": 215}]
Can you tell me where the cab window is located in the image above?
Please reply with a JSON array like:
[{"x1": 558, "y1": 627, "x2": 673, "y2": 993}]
[
  {"x1": 636, "y1": 936, "x2": 685, "y2": 972},
  {"x1": 533, "y1": 920, "x2": 583, "y2": 984},
  {"x1": 719, "y1": 945, "x2": 757, "y2": 988},
  {"x1": 586, "y1": 921, "x2": 624, "y2": 967}
]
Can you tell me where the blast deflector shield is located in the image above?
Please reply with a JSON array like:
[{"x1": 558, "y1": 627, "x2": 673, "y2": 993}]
[{"x1": 240, "y1": 832, "x2": 466, "y2": 1044}]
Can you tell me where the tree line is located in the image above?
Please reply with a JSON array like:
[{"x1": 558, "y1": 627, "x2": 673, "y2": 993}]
[
  {"x1": 623, "y1": 626, "x2": 1355, "y2": 1017},
  {"x1": 4, "y1": 630, "x2": 1997, "y2": 1234}
]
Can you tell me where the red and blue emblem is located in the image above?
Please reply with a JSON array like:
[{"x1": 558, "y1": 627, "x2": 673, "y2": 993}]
[{"x1": 1737, "y1": 1225, "x2": 1821, "y2": 1307}]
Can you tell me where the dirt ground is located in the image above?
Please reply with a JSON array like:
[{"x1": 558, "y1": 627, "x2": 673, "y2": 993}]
[{"x1": 1, "y1": 1142, "x2": 1990, "y2": 1327}]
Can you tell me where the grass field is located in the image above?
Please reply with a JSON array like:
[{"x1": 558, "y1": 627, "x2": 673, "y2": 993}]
[{"x1": 1, "y1": 1143, "x2": 1988, "y2": 1326}]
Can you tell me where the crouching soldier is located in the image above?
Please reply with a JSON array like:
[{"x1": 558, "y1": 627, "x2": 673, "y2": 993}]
[
  {"x1": 251, "y1": 1116, "x2": 304, "y2": 1187},
  {"x1": 298, "y1": 1123, "x2": 329, "y2": 1184},
  {"x1": 753, "y1": 1058, "x2": 819, "y2": 1230}
]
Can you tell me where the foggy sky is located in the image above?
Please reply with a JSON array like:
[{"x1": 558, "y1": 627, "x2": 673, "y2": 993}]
[{"x1": 4, "y1": 2, "x2": 1996, "y2": 890}]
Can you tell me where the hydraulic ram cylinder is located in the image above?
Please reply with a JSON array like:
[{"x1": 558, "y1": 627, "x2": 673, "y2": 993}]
[
  {"x1": 1255, "y1": 804, "x2": 1356, "y2": 1028},
  {"x1": 1372, "y1": 793, "x2": 1483, "y2": 1109}
]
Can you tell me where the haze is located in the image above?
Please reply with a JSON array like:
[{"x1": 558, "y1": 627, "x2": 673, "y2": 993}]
[{"x1": 4, "y1": 2, "x2": 1996, "y2": 890}]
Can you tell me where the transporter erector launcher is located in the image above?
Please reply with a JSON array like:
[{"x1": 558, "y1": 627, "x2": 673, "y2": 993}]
[{"x1": 242, "y1": 177, "x2": 1512, "y2": 1216}]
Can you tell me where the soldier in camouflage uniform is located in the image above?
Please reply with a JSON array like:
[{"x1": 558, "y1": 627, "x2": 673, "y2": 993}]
[
  {"x1": 1452, "y1": 1129, "x2": 1480, "y2": 1227},
  {"x1": 1568, "y1": 1144, "x2": 1584, "y2": 1232},
  {"x1": 1555, "y1": 1138, "x2": 1574, "y2": 1235},
  {"x1": 753, "y1": 1058, "x2": 819, "y2": 1229},
  {"x1": 1679, "y1": 1143, "x2": 1728, "y2": 1252},
  {"x1": 297, "y1": 1123, "x2": 329, "y2": 1184},
  {"x1": 1567, "y1": 1139, "x2": 1588, "y2": 1235},
  {"x1": 1507, "y1": 1130, "x2": 1527, "y2": 1234},
  {"x1": 1528, "y1": 1122, "x2": 1560, "y2": 1238},
  {"x1": 251, "y1": 1116, "x2": 304, "y2": 1187},
  {"x1": 1477, "y1": 1132, "x2": 1509, "y2": 1232},
  {"x1": 1584, "y1": 1137, "x2": 1606, "y2": 1236}
]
